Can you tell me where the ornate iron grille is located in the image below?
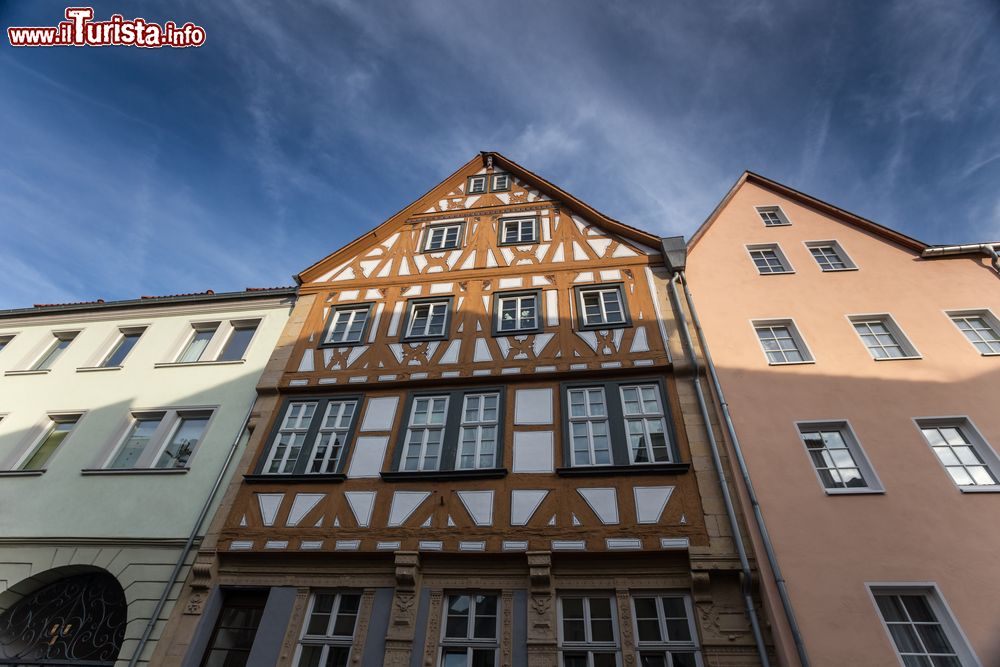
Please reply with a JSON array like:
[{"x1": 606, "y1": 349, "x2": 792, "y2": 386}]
[{"x1": 0, "y1": 572, "x2": 126, "y2": 666}]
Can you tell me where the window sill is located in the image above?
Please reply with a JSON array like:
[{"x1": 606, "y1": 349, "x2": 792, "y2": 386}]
[
  {"x1": 980, "y1": 352, "x2": 1000, "y2": 357},
  {"x1": 4, "y1": 369, "x2": 50, "y2": 376},
  {"x1": 497, "y1": 241, "x2": 539, "y2": 247},
  {"x1": 80, "y1": 467, "x2": 189, "y2": 475},
  {"x1": 556, "y1": 463, "x2": 690, "y2": 477},
  {"x1": 577, "y1": 323, "x2": 631, "y2": 332},
  {"x1": 494, "y1": 328, "x2": 543, "y2": 338},
  {"x1": 758, "y1": 271, "x2": 795, "y2": 276},
  {"x1": 318, "y1": 341, "x2": 367, "y2": 349},
  {"x1": 767, "y1": 360, "x2": 816, "y2": 366},
  {"x1": 959, "y1": 485, "x2": 1000, "y2": 494},
  {"x1": 873, "y1": 356, "x2": 922, "y2": 362},
  {"x1": 824, "y1": 487, "x2": 885, "y2": 495},
  {"x1": 154, "y1": 360, "x2": 245, "y2": 369},
  {"x1": 819, "y1": 267, "x2": 860, "y2": 272},
  {"x1": 381, "y1": 468, "x2": 507, "y2": 482},
  {"x1": 244, "y1": 473, "x2": 346, "y2": 484},
  {"x1": 400, "y1": 335, "x2": 449, "y2": 343},
  {"x1": 76, "y1": 366, "x2": 123, "y2": 373},
  {"x1": 0, "y1": 469, "x2": 45, "y2": 477}
]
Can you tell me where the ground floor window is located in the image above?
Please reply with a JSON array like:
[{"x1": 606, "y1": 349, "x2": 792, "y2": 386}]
[
  {"x1": 439, "y1": 592, "x2": 499, "y2": 666},
  {"x1": 200, "y1": 590, "x2": 267, "y2": 667},
  {"x1": 295, "y1": 592, "x2": 361, "y2": 667}
]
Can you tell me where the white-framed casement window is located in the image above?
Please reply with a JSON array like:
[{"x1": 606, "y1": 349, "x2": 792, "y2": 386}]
[
  {"x1": 174, "y1": 319, "x2": 261, "y2": 364},
  {"x1": 0, "y1": 334, "x2": 14, "y2": 354},
  {"x1": 401, "y1": 396, "x2": 449, "y2": 471},
  {"x1": 14, "y1": 414, "x2": 81, "y2": 471},
  {"x1": 467, "y1": 175, "x2": 487, "y2": 195},
  {"x1": 323, "y1": 304, "x2": 372, "y2": 346},
  {"x1": 499, "y1": 217, "x2": 537, "y2": 245},
  {"x1": 494, "y1": 290, "x2": 541, "y2": 335},
  {"x1": 558, "y1": 595, "x2": 620, "y2": 667},
  {"x1": 621, "y1": 384, "x2": 669, "y2": 464},
  {"x1": 632, "y1": 595, "x2": 703, "y2": 667},
  {"x1": 260, "y1": 398, "x2": 360, "y2": 476},
  {"x1": 916, "y1": 418, "x2": 1000, "y2": 491},
  {"x1": 105, "y1": 409, "x2": 212, "y2": 470},
  {"x1": 31, "y1": 331, "x2": 79, "y2": 371},
  {"x1": 756, "y1": 205, "x2": 791, "y2": 227},
  {"x1": 456, "y1": 393, "x2": 500, "y2": 470},
  {"x1": 746, "y1": 243, "x2": 793, "y2": 274},
  {"x1": 752, "y1": 320, "x2": 813, "y2": 364},
  {"x1": 576, "y1": 285, "x2": 630, "y2": 330},
  {"x1": 805, "y1": 240, "x2": 856, "y2": 271},
  {"x1": 796, "y1": 421, "x2": 883, "y2": 493},
  {"x1": 490, "y1": 173, "x2": 510, "y2": 192},
  {"x1": 869, "y1": 585, "x2": 979, "y2": 667},
  {"x1": 294, "y1": 592, "x2": 361, "y2": 667},
  {"x1": 424, "y1": 223, "x2": 464, "y2": 252},
  {"x1": 100, "y1": 327, "x2": 146, "y2": 368},
  {"x1": 568, "y1": 388, "x2": 612, "y2": 466},
  {"x1": 403, "y1": 299, "x2": 452, "y2": 341},
  {"x1": 849, "y1": 315, "x2": 920, "y2": 360},
  {"x1": 948, "y1": 310, "x2": 1000, "y2": 355},
  {"x1": 439, "y1": 593, "x2": 500, "y2": 667}
]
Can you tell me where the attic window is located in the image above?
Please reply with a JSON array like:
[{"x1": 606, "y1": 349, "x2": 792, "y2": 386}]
[
  {"x1": 467, "y1": 176, "x2": 487, "y2": 195},
  {"x1": 756, "y1": 206, "x2": 791, "y2": 227},
  {"x1": 491, "y1": 174, "x2": 510, "y2": 192},
  {"x1": 423, "y1": 223, "x2": 464, "y2": 252}
]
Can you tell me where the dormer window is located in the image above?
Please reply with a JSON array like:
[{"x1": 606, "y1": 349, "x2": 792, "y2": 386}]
[
  {"x1": 467, "y1": 176, "x2": 487, "y2": 195},
  {"x1": 423, "y1": 223, "x2": 464, "y2": 252},
  {"x1": 499, "y1": 217, "x2": 538, "y2": 245},
  {"x1": 491, "y1": 173, "x2": 511, "y2": 192}
]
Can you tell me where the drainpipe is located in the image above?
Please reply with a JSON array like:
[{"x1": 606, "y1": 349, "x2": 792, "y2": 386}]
[
  {"x1": 666, "y1": 274, "x2": 772, "y2": 667},
  {"x1": 127, "y1": 404, "x2": 253, "y2": 667},
  {"x1": 676, "y1": 271, "x2": 811, "y2": 667},
  {"x1": 921, "y1": 243, "x2": 1000, "y2": 274}
]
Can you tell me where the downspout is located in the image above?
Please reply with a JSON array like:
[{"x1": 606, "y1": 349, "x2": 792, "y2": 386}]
[
  {"x1": 666, "y1": 274, "x2": 772, "y2": 667},
  {"x1": 677, "y1": 272, "x2": 811, "y2": 667},
  {"x1": 127, "y1": 404, "x2": 254, "y2": 667}
]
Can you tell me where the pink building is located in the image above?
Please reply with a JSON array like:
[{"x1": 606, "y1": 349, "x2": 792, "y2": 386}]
[{"x1": 685, "y1": 172, "x2": 1000, "y2": 666}]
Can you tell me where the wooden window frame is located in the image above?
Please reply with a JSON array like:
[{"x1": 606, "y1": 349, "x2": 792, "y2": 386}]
[
  {"x1": 492, "y1": 289, "x2": 543, "y2": 336},
  {"x1": 573, "y1": 283, "x2": 632, "y2": 331},
  {"x1": 321, "y1": 303, "x2": 375, "y2": 348},
  {"x1": 401, "y1": 297, "x2": 455, "y2": 342}
]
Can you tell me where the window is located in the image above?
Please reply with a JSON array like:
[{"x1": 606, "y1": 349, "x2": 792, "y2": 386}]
[
  {"x1": 747, "y1": 244, "x2": 793, "y2": 274},
  {"x1": 467, "y1": 175, "x2": 487, "y2": 195},
  {"x1": 323, "y1": 304, "x2": 373, "y2": 346},
  {"x1": 871, "y1": 586, "x2": 977, "y2": 667},
  {"x1": 753, "y1": 320, "x2": 813, "y2": 364},
  {"x1": 849, "y1": 315, "x2": 919, "y2": 360},
  {"x1": 218, "y1": 321, "x2": 259, "y2": 361},
  {"x1": 562, "y1": 381, "x2": 676, "y2": 469},
  {"x1": 424, "y1": 224, "x2": 464, "y2": 252},
  {"x1": 403, "y1": 298, "x2": 452, "y2": 341},
  {"x1": 493, "y1": 290, "x2": 541, "y2": 335},
  {"x1": 559, "y1": 596, "x2": 620, "y2": 667},
  {"x1": 260, "y1": 397, "x2": 360, "y2": 476},
  {"x1": 491, "y1": 173, "x2": 510, "y2": 192},
  {"x1": 33, "y1": 331, "x2": 78, "y2": 370},
  {"x1": 0, "y1": 334, "x2": 13, "y2": 353},
  {"x1": 101, "y1": 328, "x2": 145, "y2": 367},
  {"x1": 390, "y1": 389, "x2": 506, "y2": 476},
  {"x1": 17, "y1": 415, "x2": 80, "y2": 471},
  {"x1": 797, "y1": 422, "x2": 882, "y2": 493},
  {"x1": 575, "y1": 285, "x2": 630, "y2": 330},
  {"x1": 805, "y1": 240, "x2": 856, "y2": 271},
  {"x1": 949, "y1": 310, "x2": 1000, "y2": 355},
  {"x1": 499, "y1": 217, "x2": 538, "y2": 245},
  {"x1": 175, "y1": 319, "x2": 261, "y2": 363},
  {"x1": 632, "y1": 595, "x2": 702, "y2": 667},
  {"x1": 917, "y1": 419, "x2": 1000, "y2": 490},
  {"x1": 439, "y1": 593, "x2": 499, "y2": 667},
  {"x1": 106, "y1": 410, "x2": 212, "y2": 470},
  {"x1": 200, "y1": 591, "x2": 266, "y2": 667},
  {"x1": 178, "y1": 324, "x2": 218, "y2": 363},
  {"x1": 295, "y1": 592, "x2": 360, "y2": 667},
  {"x1": 756, "y1": 205, "x2": 790, "y2": 226}
]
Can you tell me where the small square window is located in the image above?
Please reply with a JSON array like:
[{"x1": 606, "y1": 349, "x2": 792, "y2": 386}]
[
  {"x1": 870, "y1": 586, "x2": 977, "y2": 666},
  {"x1": 490, "y1": 173, "x2": 510, "y2": 192},
  {"x1": 17, "y1": 414, "x2": 81, "y2": 471},
  {"x1": 756, "y1": 205, "x2": 791, "y2": 226},
  {"x1": 805, "y1": 240, "x2": 856, "y2": 271},
  {"x1": 101, "y1": 328, "x2": 145, "y2": 368},
  {"x1": 32, "y1": 331, "x2": 79, "y2": 371},
  {"x1": 467, "y1": 176, "x2": 487, "y2": 195},
  {"x1": 323, "y1": 304, "x2": 373, "y2": 346},
  {"x1": 575, "y1": 284, "x2": 630, "y2": 330},
  {"x1": 403, "y1": 298, "x2": 452, "y2": 341},
  {"x1": 493, "y1": 290, "x2": 541, "y2": 335},
  {"x1": 917, "y1": 418, "x2": 1000, "y2": 490},
  {"x1": 797, "y1": 422, "x2": 882, "y2": 493},
  {"x1": 849, "y1": 315, "x2": 919, "y2": 360},
  {"x1": 753, "y1": 320, "x2": 813, "y2": 364},
  {"x1": 949, "y1": 310, "x2": 1000, "y2": 355},
  {"x1": 423, "y1": 224, "x2": 464, "y2": 252},
  {"x1": 746, "y1": 244, "x2": 793, "y2": 274},
  {"x1": 499, "y1": 217, "x2": 538, "y2": 245}
]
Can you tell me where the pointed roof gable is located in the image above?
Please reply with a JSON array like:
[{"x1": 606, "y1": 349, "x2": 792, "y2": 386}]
[
  {"x1": 295, "y1": 151, "x2": 663, "y2": 284},
  {"x1": 688, "y1": 171, "x2": 928, "y2": 253}
]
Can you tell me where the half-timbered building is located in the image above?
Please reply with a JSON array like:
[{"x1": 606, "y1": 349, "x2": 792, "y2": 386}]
[{"x1": 154, "y1": 153, "x2": 771, "y2": 667}]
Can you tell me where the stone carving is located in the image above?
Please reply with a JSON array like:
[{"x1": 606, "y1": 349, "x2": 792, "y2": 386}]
[{"x1": 421, "y1": 590, "x2": 444, "y2": 666}]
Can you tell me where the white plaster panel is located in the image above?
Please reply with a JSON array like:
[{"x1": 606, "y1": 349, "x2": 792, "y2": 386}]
[
  {"x1": 633, "y1": 486, "x2": 674, "y2": 524},
  {"x1": 630, "y1": 326, "x2": 649, "y2": 353},
  {"x1": 388, "y1": 491, "x2": 431, "y2": 527},
  {"x1": 474, "y1": 339, "x2": 492, "y2": 362},
  {"x1": 578, "y1": 488, "x2": 619, "y2": 525},
  {"x1": 498, "y1": 277, "x2": 523, "y2": 289},
  {"x1": 457, "y1": 490, "x2": 494, "y2": 526},
  {"x1": 297, "y1": 351, "x2": 314, "y2": 373},
  {"x1": 346, "y1": 436, "x2": 390, "y2": 478},
  {"x1": 256, "y1": 493, "x2": 283, "y2": 527},
  {"x1": 545, "y1": 290, "x2": 559, "y2": 326},
  {"x1": 345, "y1": 491, "x2": 376, "y2": 527},
  {"x1": 510, "y1": 490, "x2": 548, "y2": 526},
  {"x1": 286, "y1": 493, "x2": 325, "y2": 527},
  {"x1": 439, "y1": 339, "x2": 461, "y2": 364},
  {"x1": 512, "y1": 431, "x2": 554, "y2": 473},
  {"x1": 514, "y1": 388, "x2": 553, "y2": 425}
]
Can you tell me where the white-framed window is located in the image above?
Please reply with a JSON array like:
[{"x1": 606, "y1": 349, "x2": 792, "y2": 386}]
[
  {"x1": 949, "y1": 310, "x2": 1000, "y2": 355},
  {"x1": 797, "y1": 422, "x2": 882, "y2": 493},
  {"x1": 746, "y1": 244, "x2": 793, "y2": 274},
  {"x1": 401, "y1": 396, "x2": 449, "y2": 471},
  {"x1": 15, "y1": 414, "x2": 81, "y2": 471},
  {"x1": 916, "y1": 418, "x2": 1000, "y2": 490},
  {"x1": 467, "y1": 175, "x2": 487, "y2": 195},
  {"x1": 404, "y1": 300, "x2": 451, "y2": 340},
  {"x1": 805, "y1": 240, "x2": 856, "y2": 271},
  {"x1": 491, "y1": 173, "x2": 510, "y2": 192},
  {"x1": 309, "y1": 401, "x2": 358, "y2": 474},
  {"x1": 101, "y1": 327, "x2": 145, "y2": 368},
  {"x1": 632, "y1": 595, "x2": 702, "y2": 667},
  {"x1": 568, "y1": 388, "x2": 612, "y2": 466},
  {"x1": 756, "y1": 205, "x2": 791, "y2": 226},
  {"x1": 558, "y1": 595, "x2": 620, "y2": 667},
  {"x1": 32, "y1": 331, "x2": 79, "y2": 370},
  {"x1": 265, "y1": 401, "x2": 316, "y2": 474},
  {"x1": 500, "y1": 217, "x2": 537, "y2": 244},
  {"x1": 174, "y1": 319, "x2": 261, "y2": 364},
  {"x1": 177, "y1": 323, "x2": 218, "y2": 362},
  {"x1": 495, "y1": 291, "x2": 540, "y2": 334},
  {"x1": 106, "y1": 409, "x2": 212, "y2": 470},
  {"x1": 753, "y1": 320, "x2": 813, "y2": 364},
  {"x1": 849, "y1": 315, "x2": 919, "y2": 360},
  {"x1": 0, "y1": 334, "x2": 15, "y2": 354},
  {"x1": 260, "y1": 398, "x2": 360, "y2": 476},
  {"x1": 294, "y1": 592, "x2": 361, "y2": 667},
  {"x1": 425, "y1": 224, "x2": 463, "y2": 251},
  {"x1": 577, "y1": 286, "x2": 628, "y2": 329},
  {"x1": 457, "y1": 393, "x2": 500, "y2": 470},
  {"x1": 621, "y1": 384, "x2": 669, "y2": 464},
  {"x1": 323, "y1": 305, "x2": 371, "y2": 346},
  {"x1": 439, "y1": 593, "x2": 499, "y2": 667},
  {"x1": 218, "y1": 321, "x2": 259, "y2": 361},
  {"x1": 870, "y1": 585, "x2": 979, "y2": 667}
]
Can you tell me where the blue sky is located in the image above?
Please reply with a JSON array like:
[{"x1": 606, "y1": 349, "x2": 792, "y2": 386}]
[{"x1": 2, "y1": 0, "x2": 998, "y2": 308}]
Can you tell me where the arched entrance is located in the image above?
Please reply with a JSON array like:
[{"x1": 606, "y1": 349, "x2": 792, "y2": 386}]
[{"x1": 0, "y1": 571, "x2": 126, "y2": 665}]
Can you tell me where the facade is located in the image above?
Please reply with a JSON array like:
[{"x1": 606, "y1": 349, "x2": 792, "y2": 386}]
[
  {"x1": 0, "y1": 288, "x2": 295, "y2": 667},
  {"x1": 686, "y1": 173, "x2": 1000, "y2": 666},
  {"x1": 154, "y1": 153, "x2": 774, "y2": 667}
]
